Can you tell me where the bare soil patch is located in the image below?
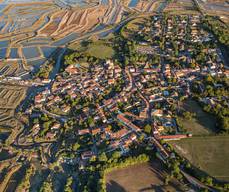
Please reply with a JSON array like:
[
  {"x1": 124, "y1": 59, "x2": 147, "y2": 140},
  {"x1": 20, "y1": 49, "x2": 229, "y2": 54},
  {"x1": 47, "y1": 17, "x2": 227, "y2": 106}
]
[{"x1": 106, "y1": 161, "x2": 185, "y2": 192}]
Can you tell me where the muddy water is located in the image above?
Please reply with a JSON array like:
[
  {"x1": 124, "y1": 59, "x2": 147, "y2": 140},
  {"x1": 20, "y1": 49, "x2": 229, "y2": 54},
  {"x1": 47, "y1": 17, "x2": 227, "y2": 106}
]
[
  {"x1": 0, "y1": 132, "x2": 10, "y2": 143},
  {"x1": 0, "y1": 149, "x2": 16, "y2": 161},
  {"x1": 41, "y1": 46, "x2": 57, "y2": 58},
  {"x1": 52, "y1": 33, "x2": 78, "y2": 46},
  {"x1": 9, "y1": 48, "x2": 19, "y2": 58},
  {"x1": 0, "y1": 5, "x2": 6, "y2": 16},
  {"x1": 0, "y1": 48, "x2": 7, "y2": 58},
  {"x1": 0, "y1": 40, "x2": 9, "y2": 48},
  {"x1": 128, "y1": 0, "x2": 138, "y2": 7},
  {"x1": 23, "y1": 47, "x2": 40, "y2": 59},
  {"x1": 101, "y1": 0, "x2": 108, "y2": 5}
]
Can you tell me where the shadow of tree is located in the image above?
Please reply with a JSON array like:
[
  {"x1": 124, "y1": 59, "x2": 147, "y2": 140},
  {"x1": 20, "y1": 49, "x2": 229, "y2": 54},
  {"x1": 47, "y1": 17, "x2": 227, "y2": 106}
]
[
  {"x1": 106, "y1": 180, "x2": 126, "y2": 192},
  {"x1": 182, "y1": 99, "x2": 217, "y2": 133},
  {"x1": 140, "y1": 184, "x2": 164, "y2": 192}
]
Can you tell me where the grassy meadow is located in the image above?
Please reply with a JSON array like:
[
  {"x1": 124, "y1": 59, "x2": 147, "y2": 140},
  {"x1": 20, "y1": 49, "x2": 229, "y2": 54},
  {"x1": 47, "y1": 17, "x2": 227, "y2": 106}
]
[{"x1": 169, "y1": 136, "x2": 229, "y2": 181}]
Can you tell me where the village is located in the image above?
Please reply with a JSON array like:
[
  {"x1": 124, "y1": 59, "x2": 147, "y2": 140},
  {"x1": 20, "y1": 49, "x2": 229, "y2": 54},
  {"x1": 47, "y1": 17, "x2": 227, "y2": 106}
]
[
  {"x1": 0, "y1": 0, "x2": 229, "y2": 189},
  {"x1": 15, "y1": 14, "x2": 227, "y2": 168},
  {"x1": 0, "y1": 12, "x2": 228, "y2": 192}
]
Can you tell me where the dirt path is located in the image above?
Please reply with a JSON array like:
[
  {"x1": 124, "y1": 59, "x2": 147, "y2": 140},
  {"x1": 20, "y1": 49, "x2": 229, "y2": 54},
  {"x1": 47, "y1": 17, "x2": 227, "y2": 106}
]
[{"x1": 0, "y1": 164, "x2": 22, "y2": 192}]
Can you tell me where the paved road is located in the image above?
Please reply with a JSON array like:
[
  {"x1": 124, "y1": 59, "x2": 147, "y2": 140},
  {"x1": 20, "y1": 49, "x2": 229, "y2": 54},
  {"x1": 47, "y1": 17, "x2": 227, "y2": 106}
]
[
  {"x1": 41, "y1": 108, "x2": 68, "y2": 123},
  {"x1": 181, "y1": 170, "x2": 217, "y2": 192},
  {"x1": 49, "y1": 47, "x2": 67, "y2": 80}
]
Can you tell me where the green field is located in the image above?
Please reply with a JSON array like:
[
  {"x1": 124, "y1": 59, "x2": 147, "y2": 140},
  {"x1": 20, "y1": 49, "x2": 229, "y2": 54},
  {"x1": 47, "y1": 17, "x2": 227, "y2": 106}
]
[
  {"x1": 69, "y1": 40, "x2": 114, "y2": 59},
  {"x1": 121, "y1": 17, "x2": 149, "y2": 39},
  {"x1": 86, "y1": 42, "x2": 114, "y2": 59},
  {"x1": 178, "y1": 99, "x2": 217, "y2": 135},
  {"x1": 169, "y1": 136, "x2": 229, "y2": 181}
]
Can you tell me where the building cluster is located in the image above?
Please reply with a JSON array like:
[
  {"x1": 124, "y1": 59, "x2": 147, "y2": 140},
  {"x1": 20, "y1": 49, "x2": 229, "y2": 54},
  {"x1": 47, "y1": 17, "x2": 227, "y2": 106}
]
[
  {"x1": 25, "y1": 14, "x2": 229, "y2": 165},
  {"x1": 138, "y1": 15, "x2": 226, "y2": 77}
]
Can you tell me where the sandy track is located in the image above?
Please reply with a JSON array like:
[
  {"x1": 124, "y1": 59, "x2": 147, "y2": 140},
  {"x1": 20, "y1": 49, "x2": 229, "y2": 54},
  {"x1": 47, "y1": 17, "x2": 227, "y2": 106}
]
[
  {"x1": 102, "y1": 0, "x2": 114, "y2": 20},
  {"x1": 102, "y1": 0, "x2": 117, "y2": 24},
  {"x1": 0, "y1": 4, "x2": 55, "y2": 41},
  {"x1": 38, "y1": 10, "x2": 65, "y2": 36},
  {"x1": 134, "y1": 0, "x2": 149, "y2": 12},
  {"x1": 40, "y1": 5, "x2": 107, "y2": 39}
]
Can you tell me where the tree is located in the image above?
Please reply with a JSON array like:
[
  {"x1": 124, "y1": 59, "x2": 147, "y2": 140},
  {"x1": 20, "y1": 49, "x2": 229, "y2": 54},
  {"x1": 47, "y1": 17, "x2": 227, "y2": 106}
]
[
  {"x1": 99, "y1": 152, "x2": 107, "y2": 162},
  {"x1": 183, "y1": 111, "x2": 195, "y2": 120},
  {"x1": 164, "y1": 175, "x2": 170, "y2": 185},
  {"x1": 43, "y1": 121, "x2": 51, "y2": 130},
  {"x1": 88, "y1": 117, "x2": 94, "y2": 126},
  {"x1": 189, "y1": 61, "x2": 196, "y2": 68},
  {"x1": 221, "y1": 117, "x2": 229, "y2": 131},
  {"x1": 144, "y1": 124, "x2": 152, "y2": 134},
  {"x1": 112, "y1": 151, "x2": 121, "y2": 160},
  {"x1": 72, "y1": 143, "x2": 80, "y2": 151},
  {"x1": 40, "y1": 180, "x2": 53, "y2": 192},
  {"x1": 41, "y1": 114, "x2": 49, "y2": 122},
  {"x1": 90, "y1": 155, "x2": 96, "y2": 163},
  {"x1": 205, "y1": 176, "x2": 213, "y2": 186},
  {"x1": 205, "y1": 75, "x2": 214, "y2": 84},
  {"x1": 64, "y1": 177, "x2": 73, "y2": 192},
  {"x1": 33, "y1": 118, "x2": 39, "y2": 124},
  {"x1": 138, "y1": 134, "x2": 145, "y2": 142},
  {"x1": 224, "y1": 183, "x2": 229, "y2": 190}
]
